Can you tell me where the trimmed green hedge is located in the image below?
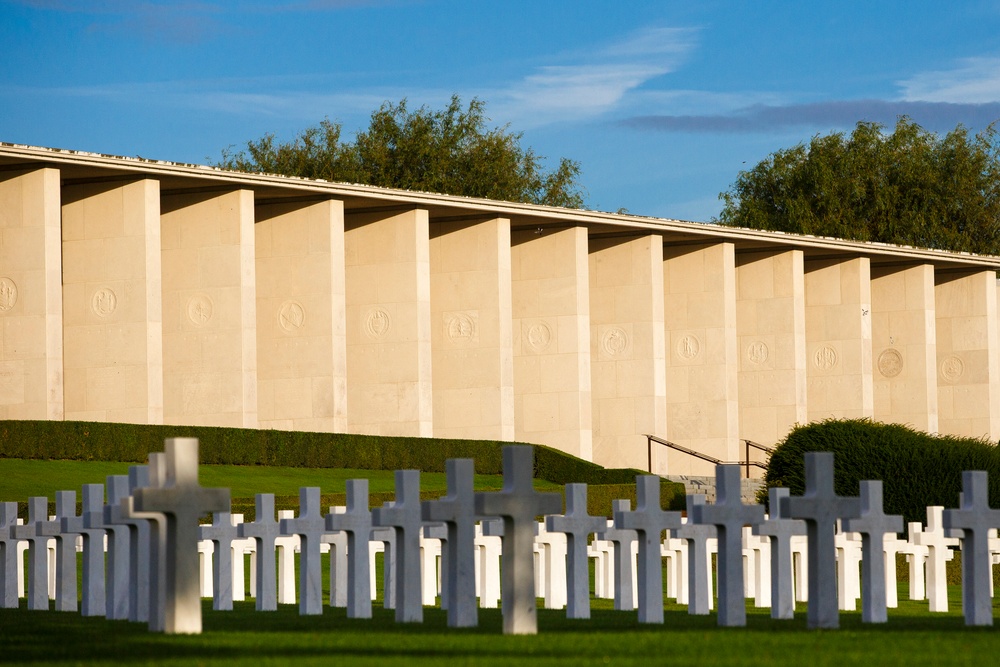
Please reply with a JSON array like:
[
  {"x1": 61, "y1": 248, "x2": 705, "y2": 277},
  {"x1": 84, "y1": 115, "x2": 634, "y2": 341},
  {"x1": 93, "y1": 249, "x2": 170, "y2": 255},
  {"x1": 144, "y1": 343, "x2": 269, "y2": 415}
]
[
  {"x1": 764, "y1": 419, "x2": 1000, "y2": 524},
  {"x1": 1, "y1": 420, "x2": 684, "y2": 516}
]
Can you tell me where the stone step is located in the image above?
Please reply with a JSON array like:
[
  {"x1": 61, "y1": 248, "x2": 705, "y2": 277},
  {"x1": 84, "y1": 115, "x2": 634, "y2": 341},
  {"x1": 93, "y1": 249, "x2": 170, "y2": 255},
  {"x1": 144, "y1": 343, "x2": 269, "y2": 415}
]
[{"x1": 665, "y1": 475, "x2": 765, "y2": 505}]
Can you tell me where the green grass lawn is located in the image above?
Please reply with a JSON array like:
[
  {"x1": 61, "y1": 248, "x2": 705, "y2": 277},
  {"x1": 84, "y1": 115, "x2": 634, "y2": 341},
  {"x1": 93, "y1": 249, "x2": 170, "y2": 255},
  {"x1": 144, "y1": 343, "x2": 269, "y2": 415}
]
[
  {"x1": 2, "y1": 590, "x2": 999, "y2": 666},
  {"x1": 0, "y1": 458, "x2": 564, "y2": 502}
]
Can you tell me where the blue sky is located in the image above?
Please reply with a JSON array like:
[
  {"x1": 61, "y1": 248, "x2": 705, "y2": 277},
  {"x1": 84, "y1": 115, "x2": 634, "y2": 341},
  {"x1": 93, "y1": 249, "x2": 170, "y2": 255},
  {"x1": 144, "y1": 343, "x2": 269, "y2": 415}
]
[{"x1": 4, "y1": 1, "x2": 1000, "y2": 221}]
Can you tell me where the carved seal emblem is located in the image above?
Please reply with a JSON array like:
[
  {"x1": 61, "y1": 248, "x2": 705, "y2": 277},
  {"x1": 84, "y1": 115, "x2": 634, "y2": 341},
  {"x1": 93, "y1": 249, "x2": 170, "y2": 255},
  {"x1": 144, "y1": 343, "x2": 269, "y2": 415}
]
[
  {"x1": 814, "y1": 345, "x2": 838, "y2": 370},
  {"x1": 91, "y1": 288, "x2": 117, "y2": 318},
  {"x1": 677, "y1": 334, "x2": 700, "y2": 360},
  {"x1": 747, "y1": 341, "x2": 769, "y2": 365},
  {"x1": 877, "y1": 349, "x2": 903, "y2": 378},
  {"x1": 602, "y1": 327, "x2": 628, "y2": 357},
  {"x1": 0, "y1": 278, "x2": 17, "y2": 313},
  {"x1": 278, "y1": 301, "x2": 306, "y2": 332},
  {"x1": 526, "y1": 322, "x2": 552, "y2": 352},
  {"x1": 446, "y1": 312, "x2": 476, "y2": 343},
  {"x1": 187, "y1": 294, "x2": 213, "y2": 327},
  {"x1": 364, "y1": 308, "x2": 391, "y2": 339},
  {"x1": 941, "y1": 355, "x2": 965, "y2": 383}
]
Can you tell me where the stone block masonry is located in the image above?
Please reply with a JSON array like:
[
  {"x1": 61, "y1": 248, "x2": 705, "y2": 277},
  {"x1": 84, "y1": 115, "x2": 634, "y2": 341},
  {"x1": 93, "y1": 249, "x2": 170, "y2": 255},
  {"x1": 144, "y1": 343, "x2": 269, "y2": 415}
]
[{"x1": 2, "y1": 143, "x2": 1000, "y2": 470}]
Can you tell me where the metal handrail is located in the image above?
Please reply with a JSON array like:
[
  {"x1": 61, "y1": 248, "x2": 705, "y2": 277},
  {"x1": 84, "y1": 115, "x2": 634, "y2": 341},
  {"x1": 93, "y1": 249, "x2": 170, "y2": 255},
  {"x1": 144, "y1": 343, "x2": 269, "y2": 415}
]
[
  {"x1": 645, "y1": 434, "x2": 771, "y2": 479},
  {"x1": 742, "y1": 439, "x2": 774, "y2": 478}
]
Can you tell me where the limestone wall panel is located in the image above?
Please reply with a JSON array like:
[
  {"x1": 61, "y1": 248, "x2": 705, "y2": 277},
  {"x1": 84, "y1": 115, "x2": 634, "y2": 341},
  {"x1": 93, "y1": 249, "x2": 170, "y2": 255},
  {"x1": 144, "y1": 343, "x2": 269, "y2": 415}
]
[
  {"x1": 160, "y1": 189, "x2": 256, "y2": 428},
  {"x1": 513, "y1": 227, "x2": 593, "y2": 460},
  {"x1": 60, "y1": 178, "x2": 162, "y2": 424},
  {"x1": 662, "y1": 243, "x2": 738, "y2": 475},
  {"x1": 255, "y1": 199, "x2": 347, "y2": 432},
  {"x1": 345, "y1": 209, "x2": 432, "y2": 436},
  {"x1": 935, "y1": 270, "x2": 1000, "y2": 438}
]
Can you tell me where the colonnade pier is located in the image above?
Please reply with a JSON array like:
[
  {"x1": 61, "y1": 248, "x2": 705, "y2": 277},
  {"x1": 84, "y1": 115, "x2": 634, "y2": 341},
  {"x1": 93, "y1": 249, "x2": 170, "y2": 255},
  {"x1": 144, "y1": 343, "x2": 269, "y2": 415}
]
[{"x1": 2, "y1": 142, "x2": 999, "y2": 476}]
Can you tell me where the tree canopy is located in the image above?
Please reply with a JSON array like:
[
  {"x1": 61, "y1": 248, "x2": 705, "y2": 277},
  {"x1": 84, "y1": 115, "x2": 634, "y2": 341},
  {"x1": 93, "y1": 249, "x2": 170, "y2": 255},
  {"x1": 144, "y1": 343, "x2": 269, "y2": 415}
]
[
  {"x1": 217, "y1": 95, "x2": 584, "y2": 208},
  {"x1": 717, "y1": 117, "x2": 1000, "y2": 255}
]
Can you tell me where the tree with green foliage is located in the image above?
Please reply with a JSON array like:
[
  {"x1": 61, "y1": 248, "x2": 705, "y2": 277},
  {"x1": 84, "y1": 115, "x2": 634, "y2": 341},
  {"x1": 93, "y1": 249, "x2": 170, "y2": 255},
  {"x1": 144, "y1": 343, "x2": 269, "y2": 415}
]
[
  {"x1": 217, "y1": 95, "x2": 585, "y2": 208},
  {"x1": 717, "y1": 117, "x2": 1000, "y2": 255}
]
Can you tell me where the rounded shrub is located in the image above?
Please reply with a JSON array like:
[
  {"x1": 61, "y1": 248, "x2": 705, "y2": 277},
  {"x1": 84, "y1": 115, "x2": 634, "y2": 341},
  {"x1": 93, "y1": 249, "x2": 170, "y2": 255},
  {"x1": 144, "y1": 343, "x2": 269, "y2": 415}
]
[{"x1": 764, "y1": 418, "x2": 1000, "y2": 524}]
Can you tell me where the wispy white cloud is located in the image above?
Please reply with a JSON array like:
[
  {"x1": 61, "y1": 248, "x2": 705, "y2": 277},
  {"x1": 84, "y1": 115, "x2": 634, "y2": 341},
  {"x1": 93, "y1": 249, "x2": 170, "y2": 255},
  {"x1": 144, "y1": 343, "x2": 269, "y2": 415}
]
[
  {"x1": 899, "y1": 57, "x2": 1000, "y2": 103},
  {"x1": 485, "y1": 26, "x2": 699, "y2": 128}
]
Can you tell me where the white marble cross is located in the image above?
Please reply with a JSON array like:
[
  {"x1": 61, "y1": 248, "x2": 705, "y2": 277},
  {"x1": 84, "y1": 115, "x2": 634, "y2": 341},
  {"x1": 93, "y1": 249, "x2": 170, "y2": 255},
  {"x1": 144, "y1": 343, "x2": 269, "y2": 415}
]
[
  {"x1": 898, "y1": 521, "x2": 928, "y2": 600},
  {"x1": 62, "y1": 485, "x2": 107, "y2": 617},
  {"x1": 13, "y1": 497, "x2": 50, "y2": 610},
  {"x1": 943, "y1": 471, "x2": 1000, "y2": 626},
  {"x1": 617, "y1": 476, "x2": 682, "y2": 624},
  {"x1": 121, "y1": 453, "x2": 168, "y2": 632},
  {"x1": 373, "y1": 470, "x2": 423, "y2": 623},
  {"x1": 842, "y1": 480, "x2": 902, "y2": 623},
  {"x1": 326, "y1": 479, "x2": 372, "y2": 619},
  {"x1": 692, "y1": 465, "x2": 765, "y2": 627},
  {"x1": 132, "y1": 438, "x2": 230, "y2": 635},
  {"x1": 913, "y1": 506, "x2": 959, "y2": 612},
  {"x1": 782, "y1": 451, "x2": 860, "y2": 629},
  {"x1": 422, "y1": 458, "x2": 478, "y2": 627},
  {"x1": 599, "y1": 500, "x2": 639, "y2": 612},
  {"x1": 753, "y1": 487, "x2": 806, "y2": 619},
  {"x1": 474, "y1": 446, "x2": 562, "y2": 635},
  {"x1": 546, "y1": 483, "x2": 607, "y2": 620},
  {"x1": 675, "y1": 496, "x2": 717, "y2": 615},
  {"x1": 0, "y1": 501, "x2": 22, "y2": 608},
  {"x1": 279, "y1": 487, "x2": 327, "y2": 616},
  {"x1": 100, "y1": 475, "x2": 133, "y2": 620},
  {"x1": 200, "y1": 511, "x2": 240, "y2": 611},
  {"x1": 38, "y1": 491, "x2": 78, "y2": 612},
  {"x1": 238, "y1": 493, "x2": 280, "y2": 611},
  {"x1": 324, "y1": 506, "x2": 348, "y2": 609},
  {"x1": 115, "y1": 466, "x2": 153, "y2": 624}
]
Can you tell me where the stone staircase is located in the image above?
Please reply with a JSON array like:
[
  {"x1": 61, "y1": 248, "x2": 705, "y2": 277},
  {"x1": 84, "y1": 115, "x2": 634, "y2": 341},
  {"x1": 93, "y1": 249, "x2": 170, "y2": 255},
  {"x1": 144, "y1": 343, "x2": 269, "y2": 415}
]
[{"x1": 665, "y1": 475, "x2": 765, "y2": 505}]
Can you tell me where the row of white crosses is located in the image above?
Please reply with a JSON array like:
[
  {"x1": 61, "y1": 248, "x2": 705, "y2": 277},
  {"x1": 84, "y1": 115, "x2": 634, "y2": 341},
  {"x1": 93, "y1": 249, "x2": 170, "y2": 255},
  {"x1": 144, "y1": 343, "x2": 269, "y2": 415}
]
[{"x1": 4, "y1": 443, "x2": 1000, "y2": 633}]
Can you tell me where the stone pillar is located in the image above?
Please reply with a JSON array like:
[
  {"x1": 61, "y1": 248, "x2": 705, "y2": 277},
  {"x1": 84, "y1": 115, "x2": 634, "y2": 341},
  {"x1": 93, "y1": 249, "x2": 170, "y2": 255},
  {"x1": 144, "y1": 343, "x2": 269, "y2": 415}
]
[
  {"x1": 430, "y1": 217, "x2": 514, "y2": 440},
  {"x1": 870, "y1": 264, "x2": 938, "y2": 433},
  {"x1": 935, "y1": 270, "x2": 1000, "y2": 439},
  {"x1": 804, "y1": 257, "x2": 874, "y2": 422},
  {"x1": 511, "y1": 227, "x2": 592, "y2": 460},
  {"x1": 344, "y1": 208, "x2": 432, "y2": 436},
  {"x1": 61, "y1": 178, "x2": 163, "y2": 423},
  {"x1": 160, "y1": 189, "x2": 257, "y2": 428},
  {"x1": 736, "y1": 250, "x2": 807, "y2": 447},
  {"x1": 661, "y1": 242, "x2": 738, "y2": 475},
  {"x1": 255, "y1": 198, "x2": 347, "y2": 432},
  {"x1": 0, "y1": 168, "x2": 63, "y2": 420},
  {"x1": 589, "y1": 235, "x2": 667, "y2": 471}
]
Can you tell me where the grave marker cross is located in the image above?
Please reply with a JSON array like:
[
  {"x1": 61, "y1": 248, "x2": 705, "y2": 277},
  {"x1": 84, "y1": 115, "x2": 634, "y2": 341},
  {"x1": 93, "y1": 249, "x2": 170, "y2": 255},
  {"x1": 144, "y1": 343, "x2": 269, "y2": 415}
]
[
  {"x1": 109, "y1": 466, "x2": 153, "y2": 624},
  {"x1": 842, "y1": 481, "x2": 903, "y2": 624},
  {"x1": 675, "y1": 495, "x2": 717, "y2": 615},
  {"x1": 279, "y1": 487, "x2": 327, "y2": 616},
  {"x1": 326, "y1": 479, "x2": 373, "y2": 619},
  {"x1": 691, "y1": 465, "x2": 765, "y2": 627},
  {"x1": 200, "y1": 511, "x2": 240, "y2": 612},
  {"x1": 132, "y1": 438, "x2": 230, "y2": 635},
  {"x1": 617, "y1": 476, "x2": 682, "y2": 624},
  {"x1": 943, "y1": 471, "x2": 1000, "y2": 626},
  {"x1": 0, "y1": 502, "x2": 21, "y2": 608},
  {"x1": 546, "y1": 483, "x2": 607, "y2": 620},
  {"x1": 101, "y1": 475, "x2": 133, "y2": 620},
  {"x1": 474, "y1": 446, "x2": 562, "y2": 635},
  {"x1": 599, "y1": 500, "x2": 638, "y2": 612},
  {"x1": 62, "y1": 484, "x2": 107, "y2": 617},
  {"x1": 781, "y1": 452, "x2": 860, "y2": 629},
  {"x1": 373, "y1": 470, "x2": 424, "y2": 623},
  {"x1": 422, "y1": 458, "x2": 478, "y2": 627},
  {"x1": 13, "y1": 496, "x2": 50, "y2": 610},
  {"x1": 38, "y1": 491, "x2": 79, "y2": 612},
  {"x1": 238, "y1": 493, "x2": 280, "y2": 612},
  {"x1": 121, "y1": 453, "x2": 168, "y2": 632},
  {"x1": 752, "y1": 487, "x2": 806, "y2": 620}
]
